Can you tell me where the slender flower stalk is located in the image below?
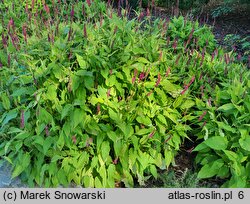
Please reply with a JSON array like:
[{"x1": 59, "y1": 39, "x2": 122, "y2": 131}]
[
  {"x1": 8, "y1": 54, "x2": 11, "y2": 67},
  {"x1": 166, "y1": 36, "x2": 170, "y2": 47},
  {"x1": 149, "y1": 130, "x2": 156, "y2": 138},
  {"x1": 146, "y1": 7, "x2": 150, "y2": 16},
  {"x1": 72, "y1": 135, "x2": 77, "y2": 144},
  {"x1": 155, "y1": 73, "x2": 161, "y2": 87},
  {"x1": 86, "y1": 138, "x2": 93, "y2": 147},
  {"x1": 22, "y1": 24, "x2": 27, "y2": 43},
  {"x1": 138, "y1": 11, "x2": 144, "y2": 22},
  {"x1": 185, "y1": 27, "x2": 194, "y2": 48},
  {"x1": 147, "y1": 90, "x2": 153, "y2": 97},
  {"x1": 132, "y1": 69, "x2": 138, "y2": 84},
  {"x1": 207, "y1": 97, "x2": 212, "y2": 106},
  {"x1": 118, "y1": 0, "x2": 121, "y2": 17},
  {"x1": 211, "y1": 52, "x2": 215, "y2": 62},
  {"x1": 139, "y1": 0, "x2": 142, "y2": 7},
  {"x1": 181, "y1": 76, "x2": 195, "y2": 95},
  {"x1": 166, "y1": 67, "x2": 171, "y2": 77},
  {"x1": 70, "y1": 5, "x2": 74, "y2": 21},
  {"x1": 96, "y1": 103, "x2": 101, "y2": 114},
  {"x1": 45, "y1": 125, "x2": 50, "y2": 136},
  {"x1": 175, "y1": 54, "x2": 181, "y2": 65},
  {"x1": 236, "y1": 53, "x2": 241, "y2": 61},
  {"x1": 200, "y1": 47, "x2": 206, "y2": 66},
  {"x1": 2, "y1": 33, "x2": 8, "y2": 48},
  {"x1": 172, "y1": 38, "x2": 178, "y2": 50},
  {"x1": 86, "y1": 0, "x2": 91, "y2": 7},
  {"x1": 113, "y1": 157, "x2": 119, "y2": 165},
  {"x1": 31, "y1": 0, "x2": 35, "y2": 10},
  {"x1": 198, "y1": 111, "x2": 207, "y2": 121},
  {"x1": 201, "y1": 121, "x2": 207, "y2": 127},
  {"x1": 165, "y1": 134, "x2": 173, "y2": 143},
  {"x1": 83, "y1": 24, "x2": 88, "y2": 38},
  {"x1": 113, "y1": 26, "x2": 118, "y2": 35},
  {"x1": 139, "y1": 72, "x2": 146, "y2": 81},
  {"x1": 107, "y1": 89, "x2": 111, "y2": 98},
  {"x1": 7, "y1": 18, "x2": 14, "y2": 31},
  {"x1": 44, "y1": 4, "x2": 50, "y2": 14}
]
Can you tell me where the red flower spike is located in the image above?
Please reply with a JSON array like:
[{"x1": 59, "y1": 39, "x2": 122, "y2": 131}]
[
  {"x1": 97, "y1": 103, "x2": 101, "y2": 114},
  {"x1": 31, "y1": 0, "x2": 35, "y2": 10},
  {"x1": 72, "y1": 135, "x2": 77, "y2": 144},
  {"x1": 166, "y1": 67, "x2": 171, "y2": 77},
  {"x1": 132, "y1": 76, "x2": 136, "y2": 84},
  {"x1": 149, "y1": 130, "x2": 156, "y2": 138},
  {"x1": 113, "y1": 157, "x2": 119, "y2": 165},
  {"x1": 45, "y1": 125, "x2": 50, "y2": 136},
  {"x1": 180, "y1": 86, "x2": 188, "y2": 95},
  {"x1": 86, "y1": 138, "x2": 93, "y2": 147},
  {"x1": 201, "y1": 121, "x2": 207, "y2": 128},
  {"x1": 146, "y1": 7, "x2": 150, "y2": 16},
  {"x1": 107, "y1": 89, "x2": 111, "y2": 98},
  {"x1": 138, "y1": 11, "x2": 144, "y2": 21},
  {"x1": 164, "y1": 134, "x2": 173, "y2": 143},
  {"x1": 188, "y1": 76, "x2": 195, "y2": 86},
  {"x1": 22, "y1": 25, "x2": 27, "y2": 43},
  {"x1": 175, "y1": 54, "x2": 181, "y2": 65},
  {"x1": 83, "y1": 24, "x2": 87, "y2": 38},
  {"x1": 7, "y1": 18, "x2": 14, "y2": 31},
  {"x1": 132, "y1": 69, "x2": 138, "y2": 84},
  {"x1": 118, "y1": 0, "x2": 121, "y2": 17},
  {"x1": 159, "y1": 50, "x2": 163, "y2": 61},
  {"x1": 186, "y1": 147, "x2": 194, "y2": 154},
  {"x1": 211, "y1": 52, "x2": 215, "y2": 62},
  {"x1": 44, "y1": 4, "x2": 50, "y2": 14},
  {"x1": 86, "y1": 0, "x2": 91, "y2": 6},
  {"x1": 198, "y1": 111, "x2": 207, "y2": 122},
  {"x1": 173, "y1": 38, "x2": 178, "y2": 50},
  {"x1": 139, "y1": 0, "x2": 142, "y2": 7},
  {"x1": 237, "y1": 53, "x2": 241, "y2": 61},
  {"x1": 70, "y1": 5, "x2": 74, "y2": 20},
  {"x1": 207, "y1": 97, "x2": 212, "y2": 106},
  {"x1": 166, "y1": 36, "x2": 170, "y2": 46},
  {"x1": 139, "y1": 72, "x2": 146, "y2": 81},
  {"x1": 147, "y1": 90, "x2": 153, "y2": 97},
  {"x1": 155, "y1": 73, "x2": 161, "y2": 87},
  {"x1": 8, "y1": 54, "x2": 11, "y2": 67},
  {"x1": 113, "y1": 26, "x2": 118, "y2": 35}
]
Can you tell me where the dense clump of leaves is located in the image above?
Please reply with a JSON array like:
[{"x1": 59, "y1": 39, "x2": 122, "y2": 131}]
[
  {"x1": 192, "y1": 74, "x2": 250, "y2": 187},
  {"x1": 0, "y1": 0, "x2": 249, "y2": 187}
]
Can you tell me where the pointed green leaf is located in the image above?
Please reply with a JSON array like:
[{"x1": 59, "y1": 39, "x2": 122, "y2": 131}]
[{"x1": 204, "y1": 136, "x2": 228, "y2": 150}]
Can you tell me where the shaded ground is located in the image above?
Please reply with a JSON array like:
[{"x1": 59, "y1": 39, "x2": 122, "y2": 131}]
[{"x1": 0, "y1": 162, "x2": 27, "y2": 188}]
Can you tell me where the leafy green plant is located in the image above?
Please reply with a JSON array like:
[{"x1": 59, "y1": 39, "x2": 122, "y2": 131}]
[
  {"x1": 158, "y1": 169, "x2": 201, "y2": 188},
  {"x1": 224, "y1": 34, "x2": 250, "y2": 66},
  {"x1": 0, "y1": 0, "x2": 248, "y2": 188},
  {"x1": 211, "y1": 0, "x2": 250, "y2": 18},
  {"x1": 193, "y1": 70, "x2": 250, "y2": 187},
  {"x1": 0, "y1": 0, "x2": 196, "y2": 187}
]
